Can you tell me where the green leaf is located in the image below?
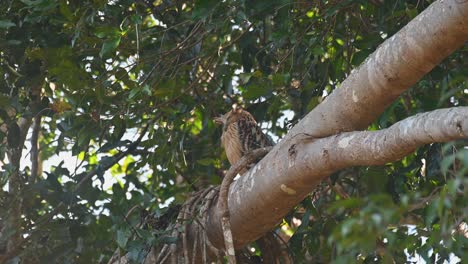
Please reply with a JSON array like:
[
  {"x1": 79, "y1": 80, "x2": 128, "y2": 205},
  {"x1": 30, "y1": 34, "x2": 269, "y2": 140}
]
[
  {"x1": 128, "y1": 88, "x2": 140, "y2": 100},
  {"x1": 116, "y1": 229, "x2": 131, "y2": 248},
  {"x1": 238, "y1": 73, "x2": 252, "y2": 84},
  {"x1": 327, "y1": 198, "x2": 363, "y2": 214},
  {"x1": 271, "y1": 73, "x2": 290, "y2": 87},
  {"x1": 154, "y1": 80, "x2": 177, "y2": 96},
  {"x1": 94, "y1": 26, "x2": 121, "y2": 38},
  {"x1": 127, "y1": 240, "x2": 146, "y2": 262},
  {"x1": 351, "y1": 50, "x2": 370, "y2": 66},
  {"x1": 335, "y1": 38, "x2": 344, "y2": 46},
  {"x1": 362, "y1": 166, "x2": 389, "y2": 194},
  {"x1": 6, "y1": 40, "x2": 21, "y2": 45},
  {"x1": 100, "y1": 36, "x2": 121, "y2": 58},
  {"x1": 440, "y1": 154, "x2": 455, "y2": 175},
  {"x1": 242, "y1": 83, "x2": 272, "y2": 100},
  {"x1": 19, "y1": 0, "x2": 38, "y2": 5},
  {"x1": 0, "y1": 20, "x2": 15, "y2": 29},
  {"x1": 306, "y1": 10, "x2": 315, "y2": 18},
  {"x1": 306, "y1": 96, "x2": 320, "y2": 112},
  {"x1": 192, "y1": 0, "x2": 218, "y2": 19},
  {"x1": 197, "y1": 158, "x2": 214, "y2": 166},
  {"x1": 59, "y1": 0, "x2": 74, "y2": 21},
  {"x1": 405, "y1": 7, "x2": 418, "y2": 19}
]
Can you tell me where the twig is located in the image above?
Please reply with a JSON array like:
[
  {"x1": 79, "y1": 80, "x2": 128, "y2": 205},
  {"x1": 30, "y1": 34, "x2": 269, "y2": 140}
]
[
  {"x1": 408, "y1": 187, "x2": 442, "y2": 212},
  {"x1": 135, "y1": 13, "x2": 140, "y2": 65},
  {"x1": 217, "y1": 147, "x2": 273, "y2": 264},
  {"x1": 327, "y1": 178, "x2": 350, "y2": 199}
]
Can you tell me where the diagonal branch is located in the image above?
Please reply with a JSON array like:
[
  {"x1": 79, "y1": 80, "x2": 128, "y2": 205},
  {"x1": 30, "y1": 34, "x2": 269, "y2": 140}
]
[
  {"x1": 218, "y1": 147, "x2": 272, "y2": 263},
  {"x1": 281, "y1": 0, "x2": 468, "y2": 142},
  {"x1": 29, "y1": 115, "x2": 41, "y2": 185},
  {"x1": 310, "y1": 107, "x2": 467, "y2": 168},
  {"x1": 207, "y1": 0, "x2": 468, "y2": 249},
  {"x1": 74, "y1": 120, "x2": 152, "y2": 193},
  {"x1": 208, "y1": 106, "x2": 468, "y2": 248}
]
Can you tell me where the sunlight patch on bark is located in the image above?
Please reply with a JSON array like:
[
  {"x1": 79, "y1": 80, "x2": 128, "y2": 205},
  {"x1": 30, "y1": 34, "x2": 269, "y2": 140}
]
[
  {"x1": 280, "y1": 184, "x2": 296, "y2": 195},
  {"x1": 352, "y1": 90, "x2": 358, "y2": 102},
  {"x1": 338, "y1": 135, "x2": 355, "y2": 148}
]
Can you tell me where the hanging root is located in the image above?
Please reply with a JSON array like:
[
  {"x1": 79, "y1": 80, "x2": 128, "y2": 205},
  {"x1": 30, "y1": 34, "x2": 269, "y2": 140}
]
[
  {"x1": 217, "y1": 147, "x2": 273, "y2": 264},
  {"x1": 151, "y1": 186, "x2": 222, "y2": 263},
  {"x1": 108, "y1": 147, "x2": 294, "y2": 264}
]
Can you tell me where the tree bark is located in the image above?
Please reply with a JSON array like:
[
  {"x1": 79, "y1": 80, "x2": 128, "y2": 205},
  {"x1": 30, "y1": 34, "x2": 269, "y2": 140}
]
[
  {"x1": 284, "y1": 0, "x2": 468, "y2": 140},
  {"x1": 208, "y1": 107, "x2": 468, "y2": 247},
  {"x1": 29, "y1": 115, "x2": 41, "y2": 184},
  {"x1": 207, "y1": 0, "x2": 468, "y2": 249},
  {"x1": 6, "y1": 117, "x2": 32, "y2": 253}
]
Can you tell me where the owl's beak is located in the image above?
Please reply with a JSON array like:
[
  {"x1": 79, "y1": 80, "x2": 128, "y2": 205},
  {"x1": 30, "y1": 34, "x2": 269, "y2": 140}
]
[{"x1": 214, "y1": 116, "x2": 225, "y2": 125}]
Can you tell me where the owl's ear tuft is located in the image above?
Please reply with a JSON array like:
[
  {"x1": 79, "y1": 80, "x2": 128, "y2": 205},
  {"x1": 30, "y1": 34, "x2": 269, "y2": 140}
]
[{"x1": 231, "y1": 104, "x2": 243, "y2": 114}]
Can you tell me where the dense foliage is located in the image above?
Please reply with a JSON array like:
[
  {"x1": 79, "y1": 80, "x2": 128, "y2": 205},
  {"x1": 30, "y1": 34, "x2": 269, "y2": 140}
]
[{"x1": 0, "y1": 0, "x2": 466, "y2": 263}]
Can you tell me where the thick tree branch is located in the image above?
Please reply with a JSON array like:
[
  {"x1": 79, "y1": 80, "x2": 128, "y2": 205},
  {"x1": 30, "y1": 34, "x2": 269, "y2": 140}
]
[
  {"x1": 282, "y1": 0, "x2": 468, "y2": 142},
  {"x1": 308, "y1": 107, "x2": 467, "y2": 167},
  {"x1": 208, "y1": 106, "x2": 467, "y2": 247},
  {"x1": 207, "y1": 0, "x2": 468, "y2": 249}
]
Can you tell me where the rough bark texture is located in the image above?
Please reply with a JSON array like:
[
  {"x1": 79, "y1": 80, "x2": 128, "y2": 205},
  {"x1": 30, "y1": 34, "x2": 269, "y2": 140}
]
[
  {"x1": 208, "y1": 107, "x2": 468, "y2": 247},
  {"x1": 29, "y1": 115, "x2": 41, "y2": 184},
  {"x1": 218, "y1": 147, "x2": 272, "y2": 263},
  {"x1": 6, "y1": 117, "x2": 32, "y2": 252},
  {"x1": 283, "y1": 0, "x2": 468, "y2": 140},
  {"x1": 320, "y1": 108, "x2": 468, "y2": 167},
  {"x1": 207, "y1": 0, "x2": 468, "y2": 249}
]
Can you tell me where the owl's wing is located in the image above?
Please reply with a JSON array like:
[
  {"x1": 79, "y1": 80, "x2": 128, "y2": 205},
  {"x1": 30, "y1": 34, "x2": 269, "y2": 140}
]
[{"x1": 237, "y1": 117, "x2": 274, "y2": 155}]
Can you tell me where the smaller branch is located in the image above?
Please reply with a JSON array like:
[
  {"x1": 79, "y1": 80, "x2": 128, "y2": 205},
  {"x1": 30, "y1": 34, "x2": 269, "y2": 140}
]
[
  {"x1": 218, "y1": 23, "x2": 254, "y2": 52},
  {"x1": 327, "y1": 178, "x2": 350, "y2": 199},
  {"x1": 209, "y1": 107, "x2": 468, "y2": 249},
  {"x1": 5, "y1": 62, "x2": 23, "y2": 77},
  {"x1": 217, "y1": 147, "x2": 272, "y2": 264},
  {"x1": 2, "y1": 82, "x2": 43, "y2": 260},
  {"x1": 175, "y1": 171, "x2": 198, "y2": 192},
  {"x1": 408, "y1": 187, "x2": 442, "y2": 212},
  {"x1": 129, "y1": 148, "x2": 152, "y2": 155},
  {"x1": 29, "y1": 115, "x2": 41, "y2": 184},
  {"x1": 147, "y1": 186, "x2": 220, "y2": 264},
  {"x1": 325, "y1": 107, "x2": 468, "y2": 168},
  {"x1": 135, "y1": 20, "x2": 140, "y2": 65},
  {"x1": 74, "y1": 121, "x2": 151, "y2": 192}
]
